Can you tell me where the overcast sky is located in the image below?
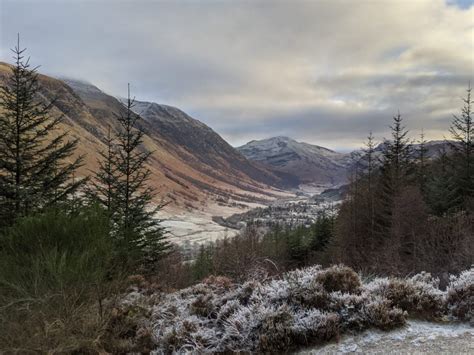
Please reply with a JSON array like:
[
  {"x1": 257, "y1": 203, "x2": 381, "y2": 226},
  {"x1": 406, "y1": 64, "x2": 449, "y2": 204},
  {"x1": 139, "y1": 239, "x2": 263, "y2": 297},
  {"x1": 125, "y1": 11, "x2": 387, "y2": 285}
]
[{"x1": 1, "y1": 0, "x2": 473, "y2": 151}]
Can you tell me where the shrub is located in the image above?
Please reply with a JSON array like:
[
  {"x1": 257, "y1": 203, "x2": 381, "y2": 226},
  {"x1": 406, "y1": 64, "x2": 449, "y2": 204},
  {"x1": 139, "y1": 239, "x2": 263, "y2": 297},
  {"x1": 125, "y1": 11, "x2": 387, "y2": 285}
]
[
  {"x1": 291, "y1": 310, "x2": 340, "y2": 346},
  {"x1": 139, "y1": 265, "x2": 473, "y2": 353},
  {"x1": 0, "y1": 206, "x2": 123, "y2": 353},
  {"x1": 446, "y1": 267, "x2": 474, "y2": 322},
  {"x1": 367, "y1": 274, "x2": 445, "y2": 320},
  {"x1": 257, "y1": 305, "x2": 294, "y2": 352},
  {"x1": 314, "y1": 264, "x2": 362, "y2": 293},
  {"x1": 287, "y1": 278, "x2": 331, "y2": 309},
  {"x1": 364, "y1": 298, "x2": 406, "y2": 330}
]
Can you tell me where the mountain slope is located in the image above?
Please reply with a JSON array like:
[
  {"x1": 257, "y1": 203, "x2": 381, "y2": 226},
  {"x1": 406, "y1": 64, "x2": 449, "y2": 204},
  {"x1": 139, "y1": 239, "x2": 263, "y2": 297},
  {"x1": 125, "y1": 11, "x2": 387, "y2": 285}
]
[
  {"x1": 0, "y1": 62, "x2": 284, "y2": 212},
  {"x1": 237, "y1": 136, "x2": 353, "y2": 186},
  {"x1": 238, "y1": 136, "x2": 455, "y2": 187}
]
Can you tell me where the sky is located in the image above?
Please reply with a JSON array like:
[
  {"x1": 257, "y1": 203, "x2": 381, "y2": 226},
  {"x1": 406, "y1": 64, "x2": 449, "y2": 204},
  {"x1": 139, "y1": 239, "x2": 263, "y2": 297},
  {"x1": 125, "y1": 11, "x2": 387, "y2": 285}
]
[{"x1": 1, "y1": 0, "x2": 473, "y2": 151}]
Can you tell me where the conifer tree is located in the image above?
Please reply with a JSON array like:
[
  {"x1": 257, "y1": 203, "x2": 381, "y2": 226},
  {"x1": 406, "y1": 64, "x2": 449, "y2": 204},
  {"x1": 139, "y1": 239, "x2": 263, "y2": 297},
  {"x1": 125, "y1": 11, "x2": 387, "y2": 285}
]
[
  {"x1": 381, "y1": 112, "x2": 413, "y2": 191},
  {"x1": 448, "y1": 85, "x2": 473, "y2": 211},
  {"x1": 376, "y1": 113, "x2": 413, "y2": 238},
  {"x1": 0, "y1": 36, "x2": 83, "y2": 226},
  {"x1": 426, "y1": 147, "x2": 460, "y2": 215},
  {"x1": 416, "y1": 130, "x2": 429, "y2": 194},
  {"x1": 92, "y1": 84, "x2": 170, "y2": 268},
  {"x1": 88, "y1": 125, "x2": 118, "y2": 214}
]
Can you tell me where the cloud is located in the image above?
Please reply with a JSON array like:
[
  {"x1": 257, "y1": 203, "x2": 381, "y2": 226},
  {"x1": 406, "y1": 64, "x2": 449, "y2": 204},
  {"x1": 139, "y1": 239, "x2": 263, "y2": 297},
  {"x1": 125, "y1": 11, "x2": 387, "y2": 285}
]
[{"x1": 1, "y1": 0, "x2": 473, "y2": 150}]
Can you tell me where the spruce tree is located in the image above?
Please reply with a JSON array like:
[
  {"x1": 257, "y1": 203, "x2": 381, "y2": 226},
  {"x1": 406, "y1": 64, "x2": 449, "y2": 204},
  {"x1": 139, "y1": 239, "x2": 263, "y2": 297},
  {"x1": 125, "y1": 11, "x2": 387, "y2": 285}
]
[
  {"x1": 377, "y1": 113, "x2": 413, "y2": 238},
  {"x1": 382, "y1": 112, "x2": 413, "y2": 191},
  {"x1": 416, "y1": 130, "x2": 429, "y2": 194},
  {"x1": 0, "y1": 36, "x2": 83, "y2": 226},
  {"x1": 92, "y1": 84, "x2": 170, "y2": 269},
  {"x1": 88, "y1": 125, "x2": 118, "y2": 214},
  {"x1": 426, "y1": 147, "x2": 460, "y2": 215},
  {"x1": 448, "y1": 85, "x2": 473, "y2": 211},
  {"x1": 362, "y1": 131, "x2": 377, "y2": 238}
]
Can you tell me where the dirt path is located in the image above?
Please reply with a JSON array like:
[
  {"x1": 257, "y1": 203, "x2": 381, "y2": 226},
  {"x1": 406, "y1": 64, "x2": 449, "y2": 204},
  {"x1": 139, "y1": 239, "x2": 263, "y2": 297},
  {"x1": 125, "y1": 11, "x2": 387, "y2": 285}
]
[{"x1": 299, "y1": 321, "x2": 474, "y2": 354}]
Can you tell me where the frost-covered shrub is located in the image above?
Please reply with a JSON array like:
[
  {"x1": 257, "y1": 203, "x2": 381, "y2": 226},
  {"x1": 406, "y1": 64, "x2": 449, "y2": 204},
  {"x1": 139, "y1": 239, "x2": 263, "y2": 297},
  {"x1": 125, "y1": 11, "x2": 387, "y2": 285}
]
[
  {"x1": 125, "y1": 265, "x2": 474, "y2": 353},
  {"x1": 190, "y1": 294, "x2": 214, "y2": 317},
  {"x1": 314, "y1": 264, "x2": 362, "y2": 293},
  {"x1": 363, "y1": 298, "x2": 406, "y2": 330},
  {"x1": 290, "y1": 310, "x2": 340, "y2": 346},
  {"x1": 329, "y1": 292, "x2": 371, "y2": 331},
  {"x1": 446, "y1": 267, "x2": 474, "y2": 322},
  {"x1": 257, "y1": 305, "x2": 294, "y2": 352},
  {"x1": 367, "y1": 274, "x2": 445, "y2": 320},
  {"x1": 287, "y1": 279, "x2": 331, "y2": 309}
]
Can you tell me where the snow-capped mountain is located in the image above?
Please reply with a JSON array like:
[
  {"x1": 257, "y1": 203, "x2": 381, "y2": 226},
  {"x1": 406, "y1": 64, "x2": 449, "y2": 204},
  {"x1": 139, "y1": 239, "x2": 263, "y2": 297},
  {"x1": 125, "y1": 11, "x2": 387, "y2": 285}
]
[
  {"x1": 237, "y1": 136, "x2": 453, "y2": 187},
  {"x1": 237, "y1": 136, "x2": 354, "y2": 186}
]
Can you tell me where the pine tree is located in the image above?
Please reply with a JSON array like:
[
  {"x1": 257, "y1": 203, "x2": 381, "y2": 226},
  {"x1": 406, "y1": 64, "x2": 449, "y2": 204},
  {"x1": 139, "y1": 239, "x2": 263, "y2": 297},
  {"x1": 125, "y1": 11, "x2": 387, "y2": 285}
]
[
  {"x1": 426, "y1": 147, "x2": 460, "y2": 215},
  {"x1": 92, "y1": 84, "x2": 170, "y2": 269},
  {"x1": 376, "y1": 112, "x2": 413, "y2": 238},
  {"x1": 88, "y1": 125, "x2": 118, "y2": 214},
  {"x1": 0, "y1": 36, "x2": 83, "y2": 226},
  {"x1": 417, "y1": 129, "x2": 429, "y2": 194},
  {"x1": 448, "y1": 85, "x2": 473, "y2": 211},
  {"x1": 362, "y1": 131, "x2": 377, "y2": 238},
  {"x1": 382, "y1": 112, "x2": 413, "y2": 191}
]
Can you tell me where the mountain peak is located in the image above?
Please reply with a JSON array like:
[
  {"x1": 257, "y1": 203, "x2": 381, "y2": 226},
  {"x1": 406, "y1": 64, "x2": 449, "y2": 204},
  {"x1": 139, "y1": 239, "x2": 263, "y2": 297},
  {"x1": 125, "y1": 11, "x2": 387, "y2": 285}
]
[{"x1": 237, "y1": 136, "x2": 354, "y2": 185}]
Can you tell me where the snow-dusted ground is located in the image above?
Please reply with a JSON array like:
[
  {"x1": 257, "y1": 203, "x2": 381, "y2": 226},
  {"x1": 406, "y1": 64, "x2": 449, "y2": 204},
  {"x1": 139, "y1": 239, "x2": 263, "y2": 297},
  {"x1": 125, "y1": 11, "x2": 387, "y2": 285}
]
[
  {"x1": 161, "y1": 213, "x2": 239, "y2": 245},
  {"x1": 158, "y1": 184, "x2": 342, "y2": 246},
  {"x1": 299, "y1": 320, "x2": 474, "y2": 354},
  {"x1": 159, "y1": 200, "x2": 267, "y2": 245}
]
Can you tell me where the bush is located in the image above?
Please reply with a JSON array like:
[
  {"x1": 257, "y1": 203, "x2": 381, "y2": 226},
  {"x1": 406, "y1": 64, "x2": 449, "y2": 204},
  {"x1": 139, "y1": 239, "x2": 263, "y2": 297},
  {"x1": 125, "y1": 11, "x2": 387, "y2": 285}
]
[
  {"x1": 0, "y1": 206, "x2": 122, "y2": 353},
  {"x1": 123, "y1": 264, "x2": 474, "y2": 353},
  {"x1": 257, "y1": 305, "x2": 294, "y2": 352},
  {"x1": 446, "y1": 267, "x2": 474, "y2": 322},
  {"x1": 364, "y1": 298, "x2": 406, "y2": 330},
  {"x1": 314, "y1": 264, "x2": 362, "y2": 293},
  {"x1": 367, "y1": 273, "x2": 445, "y2": 320}
]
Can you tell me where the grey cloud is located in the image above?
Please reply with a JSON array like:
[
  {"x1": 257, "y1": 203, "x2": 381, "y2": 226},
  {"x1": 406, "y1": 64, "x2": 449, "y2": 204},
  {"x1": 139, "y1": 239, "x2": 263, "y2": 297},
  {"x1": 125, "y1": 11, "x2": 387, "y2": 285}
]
[{"x1": 1, "y1": 0, "x2": 472, "y2": 150}]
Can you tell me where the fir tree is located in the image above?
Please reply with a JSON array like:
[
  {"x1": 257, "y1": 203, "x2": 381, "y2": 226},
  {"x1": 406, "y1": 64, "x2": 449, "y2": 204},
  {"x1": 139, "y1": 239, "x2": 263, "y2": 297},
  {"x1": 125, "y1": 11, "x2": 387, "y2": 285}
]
[
  {"x1": 92, "y1": 84, "x2": 170, "y2": 269},
  {"x1": 0, "y1": 36, "x2": 83, "y2": 226},
  {"x1": 448, "y1": 85, "x2": 473, "y2": 211},
  {"x1": 416, "y1": 129, "x2": 429, "y2": 194},
  {"x1": 88, "y1": 125, "x2": 118, "y2": 214},
  {"x1": 376, "y1": 112, "x2": 413, "y2": 238},
  {"x1": 382, "y1": 112, "x2": 413, "y2": 191},
  {"x1": 362, "y1": 131, "x2": 377, "y2": 237},
  {"x1": 426, "y1": 147, "x2": 460, "y2": 215}
]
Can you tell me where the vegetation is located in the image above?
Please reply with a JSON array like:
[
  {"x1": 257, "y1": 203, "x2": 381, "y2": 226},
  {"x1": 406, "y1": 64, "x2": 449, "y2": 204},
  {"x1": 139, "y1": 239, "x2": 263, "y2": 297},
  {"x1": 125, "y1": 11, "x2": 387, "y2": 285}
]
[
  {"x1": 0, "y1": 36, "x2": 84, "y2": 228},
  {"x1": 0, "y1": 36, "x2": 472, "y2": 353},
  {"x1": 331, "y1": 89, "x2": 473, "y2": 275},
  {"x1": 88, "y1": 84, "x2": 170, "y2": 271},
  {"x1": 128, "y1": 264, "x2": 473, "y2": 353},
  {"x1": 0, "y1": 40, "x2": 169, "y2": 353}
]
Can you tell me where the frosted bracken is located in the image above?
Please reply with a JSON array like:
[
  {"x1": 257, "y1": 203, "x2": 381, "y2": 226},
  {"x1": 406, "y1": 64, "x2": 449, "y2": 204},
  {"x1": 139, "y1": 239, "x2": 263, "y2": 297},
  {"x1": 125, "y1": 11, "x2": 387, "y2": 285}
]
[{"x1": 118, "y1": 265, "x2": 474, "y2": 353}]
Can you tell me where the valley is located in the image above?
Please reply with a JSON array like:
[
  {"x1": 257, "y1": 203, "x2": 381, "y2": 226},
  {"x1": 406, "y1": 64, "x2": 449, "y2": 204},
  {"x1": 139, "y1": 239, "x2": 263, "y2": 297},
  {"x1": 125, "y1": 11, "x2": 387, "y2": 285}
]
[{"x1": 0, "y1": 62, "x2": 452, "y2": 247}]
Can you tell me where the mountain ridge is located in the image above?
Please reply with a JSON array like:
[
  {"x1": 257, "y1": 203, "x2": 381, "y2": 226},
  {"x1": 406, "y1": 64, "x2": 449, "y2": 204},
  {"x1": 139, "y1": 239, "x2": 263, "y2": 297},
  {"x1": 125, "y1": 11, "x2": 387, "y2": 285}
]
[{"x1": 0, "y1": 63, "x2": 286, "y2": 212}]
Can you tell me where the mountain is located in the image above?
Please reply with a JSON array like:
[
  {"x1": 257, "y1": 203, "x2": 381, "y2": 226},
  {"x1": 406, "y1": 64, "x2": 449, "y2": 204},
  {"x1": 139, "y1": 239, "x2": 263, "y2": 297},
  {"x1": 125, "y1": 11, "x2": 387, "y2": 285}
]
[
  {"x1": 238, "y1": 136, "x2": 455, "y2": 188},
  {"x1": 0, "y1": 62, "x2": 284, "y2": 212},
  {"x1": 237, "y1": 136, "x2": 354, "y2": 186}
]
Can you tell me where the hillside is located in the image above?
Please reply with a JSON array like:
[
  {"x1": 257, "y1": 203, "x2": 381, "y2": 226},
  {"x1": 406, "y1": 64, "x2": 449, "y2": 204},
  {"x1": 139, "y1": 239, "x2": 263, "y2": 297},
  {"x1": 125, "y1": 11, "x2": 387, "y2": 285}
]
[
  {"x1": 238, "y1": 136, "x2": 454, "y2": 187},
  {"x1": 237, "y1": 136, "x2": 353, "y2": 186},
  {"x1": 0, "y1": 62, "x2": 285, "y2": 213}
]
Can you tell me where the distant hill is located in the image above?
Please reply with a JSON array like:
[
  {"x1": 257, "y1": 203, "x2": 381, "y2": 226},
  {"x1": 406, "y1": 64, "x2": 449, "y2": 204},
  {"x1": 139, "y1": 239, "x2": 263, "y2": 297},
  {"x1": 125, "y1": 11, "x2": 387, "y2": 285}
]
[
  {"x1": 238, "y1": 136, "x2": 454, "y2": 187},
  {"x1": 237, "y1": 136, "x2": 353, "y2": 186}
]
